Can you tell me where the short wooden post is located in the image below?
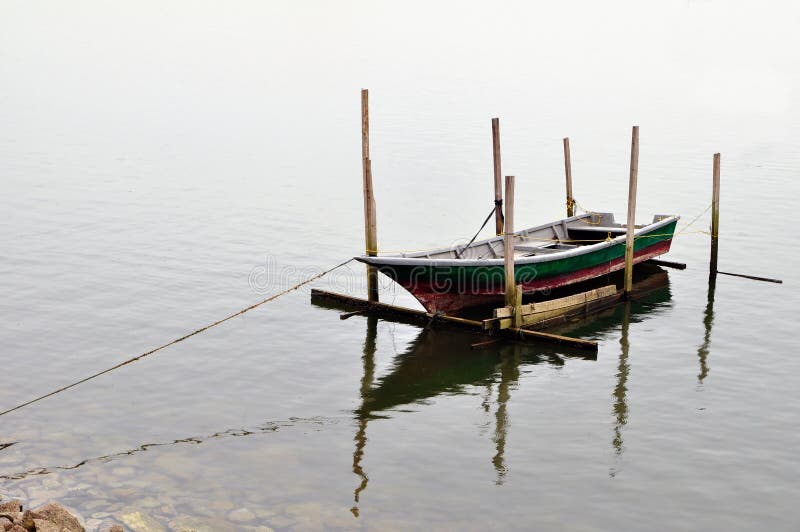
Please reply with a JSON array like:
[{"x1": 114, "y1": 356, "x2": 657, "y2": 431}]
[
  {"x1": 503, "y1": 176, "x2": 516, "y2": 309},
  {"x1": 492, "y1": 118, "x2": 504, "y2": 235},
  {"x1": 624, "y1": 126, "x2": 639, "y2": 296},
  {"x1": 361, "y1": 89, "x2": 378, "y2": 302},
  {"x1": 710, "y1": 153, "x2": 721, "y2": 276},
  {"x1": 513, "y1": 283, "x2": 523, "y2": 328},
  {"x1": 563, "y1": 137, "x2": 574, "y2": 217}
]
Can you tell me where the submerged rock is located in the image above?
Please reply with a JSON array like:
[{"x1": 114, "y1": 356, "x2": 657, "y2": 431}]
[
  {"x1": 85, "y1": 518, "x2": 103, "y2": 530},
  {"x1": 120, "y1": 510, "x2": 166, "y2": 532},
  {"x1": 168, "y1": 515, "x2": 237, "y2": 532},
  {"x1": 227, "y1": 507, "x2": 256, "y2": 523}
]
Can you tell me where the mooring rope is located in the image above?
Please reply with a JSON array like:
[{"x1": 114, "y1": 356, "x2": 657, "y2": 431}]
[
  {"x1": 455, "y1": 205, "x2": 499, "y2": 259},
  {"x1": 0, "y1": 258, "x2": 355, "y2": 419}
]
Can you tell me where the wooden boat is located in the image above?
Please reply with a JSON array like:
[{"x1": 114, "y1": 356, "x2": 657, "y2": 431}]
[{"x1": 356, "y1": 212, "x2": 679, "y2": 314}]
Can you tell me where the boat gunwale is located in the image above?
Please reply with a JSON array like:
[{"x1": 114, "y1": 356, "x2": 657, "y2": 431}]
[{"x1": 356, "y1": 214, "x2": 679, "y2": 268}]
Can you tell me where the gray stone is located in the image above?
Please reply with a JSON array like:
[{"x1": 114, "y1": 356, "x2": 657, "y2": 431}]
[
  {"x1": 227, "y1": 508, "x2": 256, "y2": 523},
  {"x1": 152, "y1": 454, "x2": 194, "y2": 480},
  {"x1": 253, "y1": 508, "x2": 276, "y2": 519},
  {"x1": 83, "y1": 501, "x2": 110, "y2": 512},
  {"x1": 137, "y1": 498, "x2": 160, "y2": 509},
  {"x1": 167, "y1": 515, "x2": 236, "y2": 532},
  {"x1": 110, "y1": 488, "x2": 139, "y2": 500},
  {"x1": 111, "y1": 467, "x2": 136, "y2": 477},
  {"x1": 208, "y1": 499, "x2": 234, "y2": 512},
  {"x1": 41, "y1": 476, "x2": 61, "y2": 490},
  {"x1": 120, "y1": 511, "x2": 165, "y2": 532},
  {"x1": 266, "y1": 515, "x2": 296, "y2": 528},
  {"x1": 85, "y1": 518, "x2": 103, "y2": 531},
  {"x1": 91, "y1": 513, "x2": 111, "y2": 519},
  {"x1": 283, "y1": 502, "x2": 355, "y2": 529}
]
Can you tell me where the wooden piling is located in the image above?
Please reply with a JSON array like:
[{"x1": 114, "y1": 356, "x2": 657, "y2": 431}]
[
  {"x1": 492, "y1": 118, "x2": 503, "y2": 235},
  {"x1": 710, "y1": 153, "x2": 721, "y2": 276},
  {"x1": 624, "y1": 126, "x2": 639, "y2": 296},
  {"x1": 361, "y1": 89, "x2": 379, "y2": 302},
  {"x1": 503, "y1": 176, "x2": 516, "y2": 309},
  {"x1": 513, "y1": 284, "x2": 523, "y2": 328},
  {"x1": 563, "y1": 137, "x2": 574, "y2": 217}
]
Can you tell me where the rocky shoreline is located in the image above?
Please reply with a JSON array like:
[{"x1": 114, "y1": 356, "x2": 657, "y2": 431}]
[{"x1": 0, "y1": 498, "x2": 122, "y2": 532}]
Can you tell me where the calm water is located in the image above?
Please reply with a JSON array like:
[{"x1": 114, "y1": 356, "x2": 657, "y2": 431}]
[{"x1": 2, "y1": 1, "x2": 799, "y2": 530}]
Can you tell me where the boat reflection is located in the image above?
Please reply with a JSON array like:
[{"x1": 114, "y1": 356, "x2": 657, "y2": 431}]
[{"x1": 349, "y1": 268, "x2": 672, "y2": 512}]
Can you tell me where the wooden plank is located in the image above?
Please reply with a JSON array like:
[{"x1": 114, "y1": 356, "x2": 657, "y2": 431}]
[
  {"x1": 490, "y1": 285, "x2": 618, "y2": 329},
  {"x1": 339, "y1": 310, "x2": 365, "y2": 320},
  {"x1": 471, "y1": 339, "x2": 501, "y2": 350},
  {"x1": 492, "y1": 118, "x2": 503, "y2": 235},
  {"x1": 646, "y1": 259, "x2": 687, "y2": 270},
  {"x1": 717, "y1": 271, "x2": 783, "y2": 284},
  {"x1": 524, "y1": 292, "x2": 625, "y2": 330},
  {"x1": 513, "y1": 328, "x2": 598, "y2": 350},
  {"x1": 310, "y1": 289, "x2": 598, "y2": 352},
  {"x1": 493, "y1": 285, "x2": 616, "y2": 318},
  {"x1": 624, "y1": 125, "x2": 639, "y2": 295}
]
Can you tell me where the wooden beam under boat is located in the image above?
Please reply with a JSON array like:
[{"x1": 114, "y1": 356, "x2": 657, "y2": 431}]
[{"x1": 310, "y1": 288, "x2": 599, "y2": 352}]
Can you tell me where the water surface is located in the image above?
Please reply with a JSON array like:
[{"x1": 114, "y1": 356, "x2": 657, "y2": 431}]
[{"x1": 1, "y1": 1, "x2": 799, "y2": 530}]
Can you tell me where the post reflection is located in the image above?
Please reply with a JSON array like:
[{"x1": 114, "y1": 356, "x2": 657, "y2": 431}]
[
  {"x1": 612, "y1": 301, "x2": 631, "y2": 458},
  {"x1": 697, "y1": 276, "x2": 716, "y2": 385},
  {"x1": 492, "y1": 344, "x2": 520, "y2": 485},
  {"x1": 351, "y1": 315, "x2": 377, "y2": 517}
]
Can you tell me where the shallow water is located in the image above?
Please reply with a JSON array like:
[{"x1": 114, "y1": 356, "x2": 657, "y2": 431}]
[{"x1": 2, "y1": 1, "x2": 799, "y2": 530}]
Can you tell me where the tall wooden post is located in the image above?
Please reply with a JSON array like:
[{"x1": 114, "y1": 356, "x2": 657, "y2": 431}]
[
  {"x1": 503, "y1": 175, "x2": 516, "y2": 311},
  {"x1": 710, "y1": 153, "x2": 721, "y2": 277},
  {"x1": 361, "y1": 89, "x2": 378, "y2": 302},
  {"x1": 563, "y1": 137, "x2": 574, "y2": 217},
  {"x1": 492, "y1": 118, "x2": 504, "y2": 235},
  {"x1": 624, "y1": 126, "x2": 639, "y2": 296}
]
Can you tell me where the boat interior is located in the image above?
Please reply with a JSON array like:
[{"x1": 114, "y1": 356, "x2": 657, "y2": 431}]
[{"x1": 402, "y1": 213, "x2": 673, "y2": 260}]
